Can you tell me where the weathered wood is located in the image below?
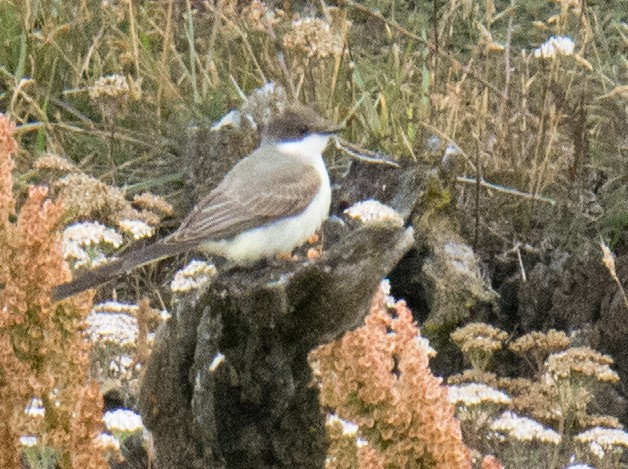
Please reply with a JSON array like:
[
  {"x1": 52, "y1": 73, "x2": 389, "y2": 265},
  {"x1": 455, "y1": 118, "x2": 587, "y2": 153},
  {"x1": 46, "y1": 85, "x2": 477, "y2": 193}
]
[
  {"x1": 144, "y1": 100, "x2": 423, "y2": 467},
  {"x1": 140, "y1": 221, "x2": 414, "y2": 468}
]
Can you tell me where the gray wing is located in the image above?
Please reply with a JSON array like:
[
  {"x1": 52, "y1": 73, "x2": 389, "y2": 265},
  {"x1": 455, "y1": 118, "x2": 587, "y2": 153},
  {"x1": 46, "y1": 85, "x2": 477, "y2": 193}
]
[{"x1": 169, "y1": 149, "x2": 322, "y2": 244}]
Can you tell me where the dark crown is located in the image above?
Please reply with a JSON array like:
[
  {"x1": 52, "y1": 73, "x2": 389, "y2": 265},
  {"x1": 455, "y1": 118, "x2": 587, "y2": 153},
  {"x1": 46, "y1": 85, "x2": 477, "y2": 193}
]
[{"x1": 263, "y1": 105, "x2": 342, "y2": 143}]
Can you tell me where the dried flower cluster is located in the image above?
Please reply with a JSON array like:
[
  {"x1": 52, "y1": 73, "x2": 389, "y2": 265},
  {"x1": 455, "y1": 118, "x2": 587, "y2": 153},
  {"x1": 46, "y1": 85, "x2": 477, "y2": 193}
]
[
  {"x1": 504, "y1": 370, "x2": 622, "y2": 443},
  {"x1": 451, "y1": 323, "x2": 508, "y2": 371},
  {"x1": 89, "y1": 74, "x2": 131, "y2": 122},
  {"x1": 283, "y1": 17, "x2": 343, "y2": 59},
  {"x1": 447, "y1": 382, "x2": 511, "y2": 455},
  {"x1": 486, "y1": 411, "x2": 561, "y2": 468},
  {"x1": 344, "y1": 199, "x2": 404, "y2": 228},
  {"x1": 501, "y1": 378, "x2": 562, "y2": 426},
  {"x1": 490, "y1": 411, "x2": 561, "y2": 445},
  {"x1": 87, "y1": 304, "x2": 139, "y2": 348},
  {"x1": 483, "y1": 344, "x2": 622, "y2": 467},
  {"x1": 87, "y1": 298, "x2": 164, "y2": 409},
  {"x1": 52, "y1": 173, "x2": 170, "y2": 272},
  {"x1": 0, "y1": 114, "x2": 106, "y2": 468},
  {"x1": 324, "y1": 414, "x2": 384, "y2": 469},
  {"x1": 447, "y1": 319, "x2": 624, "y2": 467},
  {"x1": 171, "y1": 259, "x2": 218, "y2": 293},
  {"x1": 95, "y1": 432, "x2": 122, "y2": 462},
  {"x1": 34, "y1": 153, "x2": 79, "y2": 173},
  {"x1": 63, "y1": 221, "x2": 124, "y2": 268},
  {"x1": 132, "y1": 191, "x2": 174, "y2": 219},
  {"x1": 546, "y1": 347, "x2": 619, "y2": 384},
  {"x1": 54, "y1": 173, "x2": 172, "y2": 228},
  {"x1": 89, "y1": 74, "x2": 130, "y2": 100},
  {"x1": 448, "y1": 383, "x2": 511, "y2": 408},
  {"x1": 448, "y1": 369, "x2": 499, "y2": 387},
  {"x1": 575, "y1": 426, "x2": 628, "y2": 466},
  {"x1": 240, "y1": 0, "x2": 282, "y2": 32},
  {"x1": 509, "y1": 329, "x2": 570, "y2": 375},
  {"x1": 312, "y1": 283, "x2": 471, "y2": 468},
  {"x1": 55, "y1": 173, "x2": 129, "y2": 220},
  {"x1": 578, "y1": 414, "x2": 623, "y2": 430},
  {"x1": 117, "y1": 219, "x2": 154, "y2": 240}
]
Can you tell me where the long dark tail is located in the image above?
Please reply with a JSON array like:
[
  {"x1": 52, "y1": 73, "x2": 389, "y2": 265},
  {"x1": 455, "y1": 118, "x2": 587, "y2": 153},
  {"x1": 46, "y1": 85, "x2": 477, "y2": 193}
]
[{"x1": 53, "y1": 241, "x2": 188, "y2": 301}]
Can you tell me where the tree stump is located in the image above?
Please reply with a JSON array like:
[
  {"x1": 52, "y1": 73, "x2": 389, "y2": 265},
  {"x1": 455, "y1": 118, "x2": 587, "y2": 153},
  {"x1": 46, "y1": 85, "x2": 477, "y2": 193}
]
[{"x1": 139, "y1": 221, "x2": 414, "y2": 468}]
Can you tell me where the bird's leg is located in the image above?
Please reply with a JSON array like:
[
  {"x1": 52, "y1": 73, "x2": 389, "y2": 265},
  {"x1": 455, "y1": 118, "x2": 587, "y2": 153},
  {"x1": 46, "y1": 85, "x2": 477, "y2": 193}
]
[
  {"x1": 276, "y1": 252, "x2": 298, "y2": 261},
  {"x1": 272, "y1": 231, "x2": 325, "y2": 263}
]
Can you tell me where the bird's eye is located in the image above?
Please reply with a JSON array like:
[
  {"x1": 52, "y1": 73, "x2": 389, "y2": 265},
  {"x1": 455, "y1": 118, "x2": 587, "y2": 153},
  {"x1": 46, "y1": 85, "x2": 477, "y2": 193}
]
[{"x1": 298, "y1": 126, "x2": 308, "y2": 136}]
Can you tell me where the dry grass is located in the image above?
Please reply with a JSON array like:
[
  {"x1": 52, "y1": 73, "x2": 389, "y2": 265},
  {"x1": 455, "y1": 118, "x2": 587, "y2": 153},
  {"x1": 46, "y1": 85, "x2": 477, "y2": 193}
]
[
  {"x1": 2, "y1": 0, "x2": 624, "y2": 253},
  {"x1": 1, "y1": 0, "x2": 627, "y2": 467}
]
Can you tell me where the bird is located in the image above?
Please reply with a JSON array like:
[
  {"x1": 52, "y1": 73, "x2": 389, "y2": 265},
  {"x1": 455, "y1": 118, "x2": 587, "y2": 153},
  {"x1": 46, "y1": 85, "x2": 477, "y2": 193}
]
[{"x1": 53, "y1": 104, "x2": 343, "y2": 300}]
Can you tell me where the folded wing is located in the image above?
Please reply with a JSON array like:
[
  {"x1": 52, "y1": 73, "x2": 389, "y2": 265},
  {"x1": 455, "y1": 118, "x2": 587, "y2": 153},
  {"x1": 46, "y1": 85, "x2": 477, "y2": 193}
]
[{"x1": 169, "y1": 149, "x2": 322, "y2": 245}]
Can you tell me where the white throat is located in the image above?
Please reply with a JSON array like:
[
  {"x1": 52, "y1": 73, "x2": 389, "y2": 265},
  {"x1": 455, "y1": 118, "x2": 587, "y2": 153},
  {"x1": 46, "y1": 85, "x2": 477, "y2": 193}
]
[{"x1": 275, "y1": 134, "x2": 331, "y2": 162}]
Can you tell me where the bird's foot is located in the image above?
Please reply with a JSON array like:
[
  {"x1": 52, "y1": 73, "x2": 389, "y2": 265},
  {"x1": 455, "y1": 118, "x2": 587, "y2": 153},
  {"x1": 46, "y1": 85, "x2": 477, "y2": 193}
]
[
  {"x1": 306, "y1": 247, "x2": 321, "y2": 260},
  {"x1": 307, "y1": 233, "x2": 320, "y2": 244},
  {"x1": 276, "y1": 252, "x2": 298, "y2": 262}
]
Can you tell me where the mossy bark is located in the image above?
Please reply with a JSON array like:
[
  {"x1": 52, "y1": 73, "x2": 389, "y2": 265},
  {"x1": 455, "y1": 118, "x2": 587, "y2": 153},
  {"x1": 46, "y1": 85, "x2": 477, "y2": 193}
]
[{"x1": 139, "y1": 223, "x2": 414, "y2": 468}]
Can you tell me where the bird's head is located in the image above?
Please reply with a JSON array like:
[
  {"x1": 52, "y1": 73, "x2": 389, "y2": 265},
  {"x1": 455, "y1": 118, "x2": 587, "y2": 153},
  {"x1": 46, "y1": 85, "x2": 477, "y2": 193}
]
[{"x1": 262, "y1": 105, "x2": 344, "y2": 158}]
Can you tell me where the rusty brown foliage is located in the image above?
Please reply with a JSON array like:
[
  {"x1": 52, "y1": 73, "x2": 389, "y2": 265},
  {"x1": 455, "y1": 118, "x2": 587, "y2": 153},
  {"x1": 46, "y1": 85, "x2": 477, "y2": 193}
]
[
  {"x1": 313, "y1": 285, "x2": 472, "y2": 468},
  {"x1": 481, "y1": 455, "x2": 505, "y2": 469},
  {"x1": 0, "y1": 115, "x2": 107, "y2": 468}
]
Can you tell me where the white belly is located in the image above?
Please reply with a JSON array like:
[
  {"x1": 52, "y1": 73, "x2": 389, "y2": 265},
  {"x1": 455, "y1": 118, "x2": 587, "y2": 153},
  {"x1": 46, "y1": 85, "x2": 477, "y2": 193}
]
[{"x1": 199, "y1": 175, "x2": 331, "y2": 264}]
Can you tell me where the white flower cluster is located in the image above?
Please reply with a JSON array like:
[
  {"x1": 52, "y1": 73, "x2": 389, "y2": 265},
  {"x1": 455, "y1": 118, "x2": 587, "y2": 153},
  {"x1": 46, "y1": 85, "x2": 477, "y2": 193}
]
[
  {"x1": 94, "y1": 301, "x2": 139, "y2": 314},
  {"x1": 62, "y1": 221, "x2": 123, "y2": 268},
  {"x1": 380, "y1": 279, "x2": 396, "y2": 307},
  {"x1": 95, "y1": 432, "x2": 121, "y2": 451},
  {"x1": 103, "y1": 408, "x2": 144, "y2": 433},
  {"x1": 415, "y1": 336, "x2": 437, "y2": 358},
  {"x1": 171, "y1": 260, "x2": 217, "y2": 293},
  {"x1": 326, "y1": 414, "x2": 359, "y2": 436},
  {"x1": 160, "y1": 309, "x2": 172, "y2": 321},
  {"x1": 283, "y1": 17, "x2": 343, "y2": 59},
  {"x1": 491, "y1": 411, "x2": 561, "y2": 445},
  {"x1": 19, "y1": 436, "x2": 38, "y2": 447},
  {"x1": 117, "y1": 219, "x2": 154, "y2": 240},
  {"x1": 344, "y1": 199, "x2": 404, "y2": 228},
  {"x1": 24, "y1": 398, "x2": 45, "y2": 418},
  {"x1": 89, "y1": 74, "x2": 130, "y2": 100},
  {"x1": 109, "y1": 354, "x2": 140, "y2": 379},
  {"x1": 534, "y1": 36, "x2": 575, "y2": 58},
  {"x1": 448, "y1": 383, "x2": 511, "y2": 407},
  {"x1": 575, "y1": 427, "x2": 628, "y2": 459},
  {"x1": 87, "y1": 303, "x2": 139, "y2": 347}
]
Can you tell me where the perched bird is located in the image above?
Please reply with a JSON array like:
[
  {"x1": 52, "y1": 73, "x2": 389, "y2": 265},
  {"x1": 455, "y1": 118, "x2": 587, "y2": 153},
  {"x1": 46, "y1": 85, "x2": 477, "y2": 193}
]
[{"x1": 53, "y1": 105, "x2": 342, "y2": 300}]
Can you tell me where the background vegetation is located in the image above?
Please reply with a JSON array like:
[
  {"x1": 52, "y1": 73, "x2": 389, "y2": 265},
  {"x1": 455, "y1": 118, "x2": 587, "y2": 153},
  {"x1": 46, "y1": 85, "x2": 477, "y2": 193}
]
[{"x1": 0, "y1": 0, "x2": 627, "y2": 467}]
